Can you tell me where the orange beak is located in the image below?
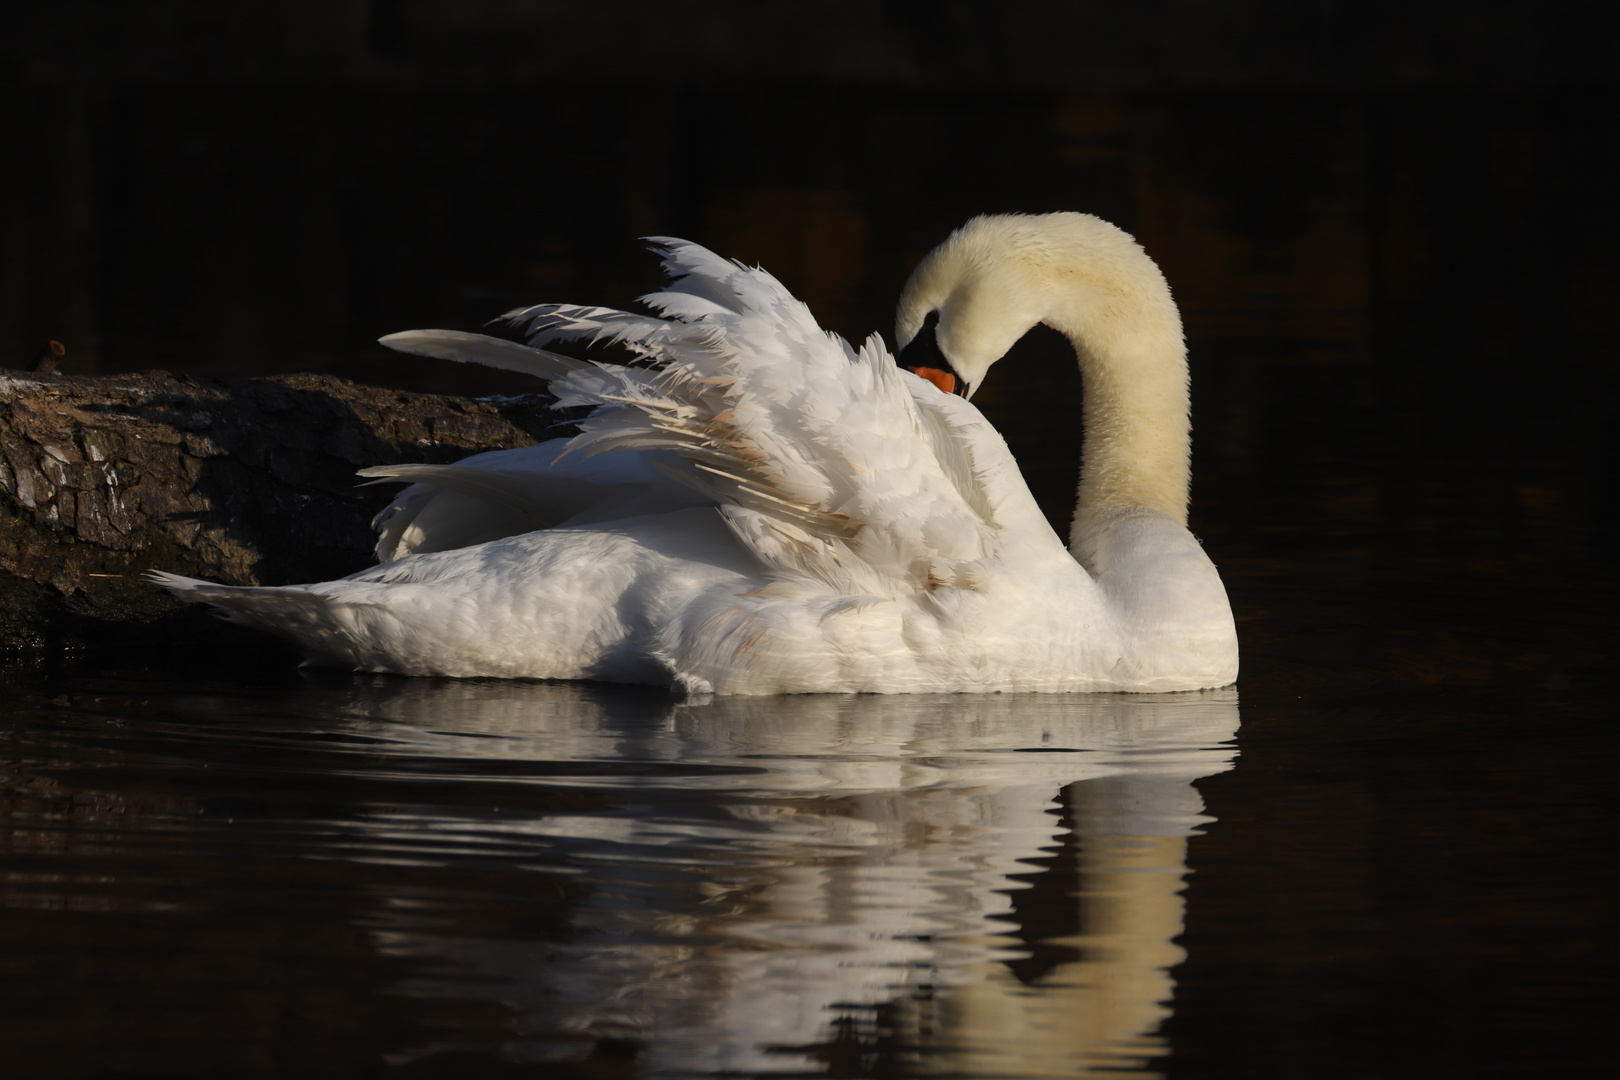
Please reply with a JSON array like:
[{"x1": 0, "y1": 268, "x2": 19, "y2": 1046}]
[{"x1": 906, "y1": 366, "x2": 958, "y2": 396}]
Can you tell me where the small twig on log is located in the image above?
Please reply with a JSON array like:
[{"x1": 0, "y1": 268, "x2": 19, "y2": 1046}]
[{"x1": 28, "y1": 341, "x2": 66, "y2": 374}]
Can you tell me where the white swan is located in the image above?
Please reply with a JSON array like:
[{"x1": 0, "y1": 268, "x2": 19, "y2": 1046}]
[{"x1": 150, "y1": 213, "x2": 1238, "y2": 694}]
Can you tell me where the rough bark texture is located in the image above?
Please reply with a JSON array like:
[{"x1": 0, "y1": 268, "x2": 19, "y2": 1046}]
[{"x1": 1, "y1": 370, "x2": 554, "y2": 651}]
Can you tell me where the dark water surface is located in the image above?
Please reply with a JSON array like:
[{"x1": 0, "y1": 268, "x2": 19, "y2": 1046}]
[
  {"x1": 3, "y1": 447, "x2": 1613, "y2": 1080},
  {"x1": 4, "y1": 673, "x2": 1239, "y2": 1077}
]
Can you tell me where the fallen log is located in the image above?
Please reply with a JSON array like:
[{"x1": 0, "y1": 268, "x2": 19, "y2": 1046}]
[{"x1": 1, "y1": 369, "x2": 554, "y2": 652}]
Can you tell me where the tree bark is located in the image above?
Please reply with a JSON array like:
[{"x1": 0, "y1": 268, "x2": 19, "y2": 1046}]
[{"x1": 1, "y1": 369, "x2": 555, "y2": 651}]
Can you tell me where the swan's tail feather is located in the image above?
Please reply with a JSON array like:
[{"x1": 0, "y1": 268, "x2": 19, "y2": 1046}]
[
  {"x1": 147, "y1": 570, "x2": 337, "y2": 628},
  {"x1": 146, "y1": 569, "x2": 232, "y2": 613},
  {"x1": 146, "y1": 570, "x2": 388, "y2": 669},
  {"x1": 378, "y1": 329, "x2": 589, "y2": 383}
]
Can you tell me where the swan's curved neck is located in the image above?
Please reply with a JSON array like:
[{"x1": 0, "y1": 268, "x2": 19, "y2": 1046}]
[
  {"x1": 1047, "y1": 289, "x2": 1190, "y2": 558},
  {"x1": 896, "y1": 213, "x2": 1193, "y2": 564}
]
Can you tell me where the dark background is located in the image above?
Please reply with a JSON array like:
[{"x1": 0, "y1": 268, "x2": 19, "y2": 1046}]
[
  {"x1": 4, "y1": 3, "x2": 1617, "y2": 1076},
  {"x1": 5, "y1": 1, "x2": 1617, "y2": 556}
]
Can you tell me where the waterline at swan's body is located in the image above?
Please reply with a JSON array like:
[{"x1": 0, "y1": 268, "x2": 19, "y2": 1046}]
[{"x1": 151, "y1": 213, "x2": 1239, "y2": 694}]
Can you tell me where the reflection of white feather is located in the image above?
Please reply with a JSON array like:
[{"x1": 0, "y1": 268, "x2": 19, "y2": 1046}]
[
  {"x1": 151, "y1": 214, "x2": 1238, "y2": 694},
  {"x1": 331, "y1": 682, "x2": 1240, "y2": 1074}
]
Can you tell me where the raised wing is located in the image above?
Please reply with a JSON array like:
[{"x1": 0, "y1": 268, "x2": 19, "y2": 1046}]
[
  {"x1": 492, "y1": 239, "x2": 1005, "y2": 596},
  {"x1": 379, "y1": 239, "x2": 1014, "y2": 596}
]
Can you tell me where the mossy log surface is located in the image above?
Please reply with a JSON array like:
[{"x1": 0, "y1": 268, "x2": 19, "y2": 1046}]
[{"x1": 0, "y1": 370, "x2": 552, "y2": 651}]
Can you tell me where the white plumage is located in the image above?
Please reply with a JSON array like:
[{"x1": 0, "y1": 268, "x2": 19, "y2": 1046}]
[{"x1": 150, "y1": 213, "x2": 1239, "y2": 694}]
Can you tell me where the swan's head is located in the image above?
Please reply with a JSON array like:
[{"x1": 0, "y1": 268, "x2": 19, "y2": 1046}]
[
  {"x1": 895, "y1": 220, "x2": 1050, "y2": 400},
  {"x1": 895, "y1": 212, "x2": 1178, "y2": 401}
]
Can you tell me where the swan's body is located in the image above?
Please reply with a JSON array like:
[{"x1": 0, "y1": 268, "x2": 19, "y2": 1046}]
[{"x1": 151, "y1": 213, "x2": 1238, "y2": 694}]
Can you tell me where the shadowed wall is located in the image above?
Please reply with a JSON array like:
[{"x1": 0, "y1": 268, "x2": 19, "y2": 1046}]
[{"x1": 6, "y1": 4, "x2": 1616, "y2": 551}]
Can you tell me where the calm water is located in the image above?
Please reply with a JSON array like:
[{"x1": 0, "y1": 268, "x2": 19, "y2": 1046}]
[
  {"x1": 2, "y1": 517, "x2": 1612, "y2": 1080},
  {"x1": 4, "y1": 669, "x2": 1239, "y2": 1076}
]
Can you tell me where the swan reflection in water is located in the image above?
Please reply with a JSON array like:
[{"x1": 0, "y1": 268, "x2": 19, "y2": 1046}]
[{"x1": 319, "y1": 681, "x2": 1239, "y2": 1076}]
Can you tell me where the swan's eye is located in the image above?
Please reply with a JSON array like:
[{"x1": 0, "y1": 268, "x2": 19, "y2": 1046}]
[{"x1": 898, "y1": 312, "x2": 966, "y2": 396}]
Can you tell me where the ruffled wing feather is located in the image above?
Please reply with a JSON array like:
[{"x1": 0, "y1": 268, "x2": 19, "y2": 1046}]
[
  {"x1": 504, "y1": 240, "x2": 1001, "y2": 595},
  {"x1": 379, "y1": 238, "x2": 1013, "y2": 597}
]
